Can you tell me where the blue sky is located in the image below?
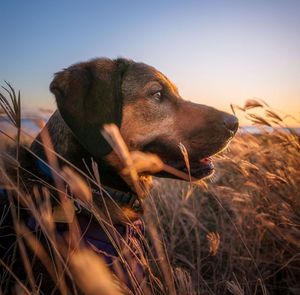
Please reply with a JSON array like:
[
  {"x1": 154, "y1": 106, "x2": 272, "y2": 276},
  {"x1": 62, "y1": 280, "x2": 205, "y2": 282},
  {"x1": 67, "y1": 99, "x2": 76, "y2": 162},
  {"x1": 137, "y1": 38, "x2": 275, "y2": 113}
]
[{"x1": 1, "y1": 0, "x2": 300, "y2": 125}]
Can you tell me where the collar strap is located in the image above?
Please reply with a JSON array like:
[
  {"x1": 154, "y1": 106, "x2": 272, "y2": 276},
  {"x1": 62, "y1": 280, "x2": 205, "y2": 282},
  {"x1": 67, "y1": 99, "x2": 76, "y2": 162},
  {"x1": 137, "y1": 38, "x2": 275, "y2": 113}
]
[
  {"x1": 93, "y1": 186, "x2": 142, "y2": 212},
  {"x1": 53, "y1": 188, "x2": 141, "y2": 224},
  {"x1": 35, "y1": 159, "x2": 141, "y2": 211}
]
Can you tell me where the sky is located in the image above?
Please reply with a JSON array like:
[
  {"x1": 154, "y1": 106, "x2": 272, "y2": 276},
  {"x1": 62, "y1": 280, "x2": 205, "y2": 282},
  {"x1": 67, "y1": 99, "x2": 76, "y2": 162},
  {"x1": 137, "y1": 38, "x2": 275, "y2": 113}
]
[{"x1": 1, "y1": 0, "x2": 300, "y2": 126}]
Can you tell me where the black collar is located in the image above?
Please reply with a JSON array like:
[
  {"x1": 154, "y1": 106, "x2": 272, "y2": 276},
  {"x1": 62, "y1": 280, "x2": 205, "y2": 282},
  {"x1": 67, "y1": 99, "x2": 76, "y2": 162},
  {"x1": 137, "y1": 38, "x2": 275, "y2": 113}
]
[
  {"x1": 35, "y1": 158, "x2": 141, "y2": 212},
  {"x1": 92, "y1": 186, "x2": 141, "y2": 212}
]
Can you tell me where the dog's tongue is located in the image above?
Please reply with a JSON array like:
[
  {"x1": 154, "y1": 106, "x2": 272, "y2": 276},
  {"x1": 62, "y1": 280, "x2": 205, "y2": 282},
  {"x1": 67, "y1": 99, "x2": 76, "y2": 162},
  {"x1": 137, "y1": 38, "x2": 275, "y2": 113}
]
[
  {"x1": 198, "y1": 157, "x2": 214, "y2": 170},
  {"x1": 199, "y1": 157, "x2": 212, "y2": 164}
]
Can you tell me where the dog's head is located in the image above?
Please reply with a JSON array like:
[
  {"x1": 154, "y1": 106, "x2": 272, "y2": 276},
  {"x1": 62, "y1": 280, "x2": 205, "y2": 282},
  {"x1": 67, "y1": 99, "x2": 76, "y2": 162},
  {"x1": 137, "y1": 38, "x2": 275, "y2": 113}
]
[
  {"x1": 51, "y1": 58, "x2": 238, "y2": 179},
  {"x1": 119, "y1": 62, "x2": 238, "y2": 180},
  {"x1": 50, "y1": 58, "x2": 238, "y2": 218}
]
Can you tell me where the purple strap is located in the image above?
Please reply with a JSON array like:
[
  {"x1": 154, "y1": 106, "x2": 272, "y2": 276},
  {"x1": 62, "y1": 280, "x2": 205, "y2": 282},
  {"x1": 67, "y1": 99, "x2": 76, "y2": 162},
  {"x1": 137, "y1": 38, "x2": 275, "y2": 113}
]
[{"x1": 27, "y1": 214, "x2": 146, "y2": 290}]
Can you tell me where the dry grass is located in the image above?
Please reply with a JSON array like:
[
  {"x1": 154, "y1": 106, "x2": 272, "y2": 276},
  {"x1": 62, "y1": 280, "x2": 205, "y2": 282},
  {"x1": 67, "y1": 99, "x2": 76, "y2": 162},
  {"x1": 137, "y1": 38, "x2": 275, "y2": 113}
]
[
  {"x1": 0, "y1": 85, "x2": 299, "y2": 294},
  {"x1": 145, "y1": 130, "x2": 300, "y2": 294}
]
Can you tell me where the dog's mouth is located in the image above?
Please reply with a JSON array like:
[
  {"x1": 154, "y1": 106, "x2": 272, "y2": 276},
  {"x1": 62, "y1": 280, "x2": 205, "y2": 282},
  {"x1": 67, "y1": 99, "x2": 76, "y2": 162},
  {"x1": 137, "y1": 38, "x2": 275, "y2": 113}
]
[
  {"x1": 156, "y1": 156, "x2": 215, "y2": 180},
  {"x1": 186, "y1": 157, "x2": 215, "y2": 178},
  {"x1": 142, "y1": 138, "x2": 233, "y2": 181}
]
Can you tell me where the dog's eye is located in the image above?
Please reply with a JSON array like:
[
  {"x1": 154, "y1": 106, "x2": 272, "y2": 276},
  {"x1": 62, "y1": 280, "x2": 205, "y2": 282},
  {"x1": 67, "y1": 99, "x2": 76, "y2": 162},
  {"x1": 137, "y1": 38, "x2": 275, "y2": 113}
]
[{"x1": 152, "y1": 91, "x2": 162, "y2": 101}]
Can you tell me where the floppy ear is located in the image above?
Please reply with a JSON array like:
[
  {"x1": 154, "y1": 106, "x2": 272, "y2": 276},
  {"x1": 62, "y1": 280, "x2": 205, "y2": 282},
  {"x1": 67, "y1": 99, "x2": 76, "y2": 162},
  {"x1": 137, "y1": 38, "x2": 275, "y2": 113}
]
[{"x1": 50, "y1": 58, "x2": 131, "y2": 159}]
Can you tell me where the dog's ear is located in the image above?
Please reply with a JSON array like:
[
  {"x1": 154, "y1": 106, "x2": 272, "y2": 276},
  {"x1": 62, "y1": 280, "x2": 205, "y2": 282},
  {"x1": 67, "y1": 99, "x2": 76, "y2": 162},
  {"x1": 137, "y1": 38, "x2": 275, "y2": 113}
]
[{"x1": 50, "y1": 58, "x2": 132, "y2": 158}]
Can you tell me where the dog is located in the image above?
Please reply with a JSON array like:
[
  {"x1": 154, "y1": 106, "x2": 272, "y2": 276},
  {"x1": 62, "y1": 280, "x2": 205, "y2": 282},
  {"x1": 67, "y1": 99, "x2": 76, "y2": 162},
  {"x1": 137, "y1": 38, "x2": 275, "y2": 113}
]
[{"x1": 0, "y1": 57, "x2": 238, "y2": 294}]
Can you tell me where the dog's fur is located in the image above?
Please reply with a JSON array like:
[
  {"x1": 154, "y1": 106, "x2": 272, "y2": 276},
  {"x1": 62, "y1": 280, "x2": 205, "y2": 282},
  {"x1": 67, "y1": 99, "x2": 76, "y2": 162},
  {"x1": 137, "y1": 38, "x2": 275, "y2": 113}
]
[
  {"x1": 29, "y1": 57, "x2": 238, "y2": 220},
  {"x1": 1, "y1": 57, "x2": 238, "y2": 293}
]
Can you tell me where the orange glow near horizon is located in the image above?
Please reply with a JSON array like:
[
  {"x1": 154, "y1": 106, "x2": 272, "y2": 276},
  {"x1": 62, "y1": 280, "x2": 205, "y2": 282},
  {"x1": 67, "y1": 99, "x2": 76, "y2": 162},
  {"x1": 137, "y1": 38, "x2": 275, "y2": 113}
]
[{"x1": 2, "y1": 1, "x2": 299, "y2": 127}]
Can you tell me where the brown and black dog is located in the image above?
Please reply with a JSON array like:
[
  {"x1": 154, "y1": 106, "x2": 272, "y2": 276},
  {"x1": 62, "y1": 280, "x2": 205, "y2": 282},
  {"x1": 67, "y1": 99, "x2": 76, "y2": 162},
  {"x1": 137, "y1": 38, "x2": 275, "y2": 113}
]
[
  {"x1": 0, "y1": 57, "x2": 238, "y2": 293},
  {"x1": 32, "y1": 57, "x2": 238, "y2": 219}
]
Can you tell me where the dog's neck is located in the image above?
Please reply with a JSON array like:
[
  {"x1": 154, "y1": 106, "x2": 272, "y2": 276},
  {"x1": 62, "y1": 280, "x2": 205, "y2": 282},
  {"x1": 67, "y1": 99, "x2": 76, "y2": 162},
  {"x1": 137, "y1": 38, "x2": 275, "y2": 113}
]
[
  {"x1": 31, "y1": 111, "x2": 85, "y2": 161},
  {"x1": 29, "y1": 111, "x2": 132, "y2": 193}
]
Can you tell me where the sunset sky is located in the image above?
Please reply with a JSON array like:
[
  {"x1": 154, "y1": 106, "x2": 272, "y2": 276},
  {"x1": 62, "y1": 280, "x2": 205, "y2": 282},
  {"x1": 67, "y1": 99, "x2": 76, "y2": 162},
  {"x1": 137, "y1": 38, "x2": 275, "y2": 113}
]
[{"x1": 1, "y1": 0, "x2": 300, "y2": 126}]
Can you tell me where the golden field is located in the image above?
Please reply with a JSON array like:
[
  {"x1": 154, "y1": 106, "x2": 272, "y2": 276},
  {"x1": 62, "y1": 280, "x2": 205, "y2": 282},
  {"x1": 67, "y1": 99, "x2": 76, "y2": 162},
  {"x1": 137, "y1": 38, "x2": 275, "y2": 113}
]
[{"x1": 0, "y1": 87, "x2": 299, "y2": 295}]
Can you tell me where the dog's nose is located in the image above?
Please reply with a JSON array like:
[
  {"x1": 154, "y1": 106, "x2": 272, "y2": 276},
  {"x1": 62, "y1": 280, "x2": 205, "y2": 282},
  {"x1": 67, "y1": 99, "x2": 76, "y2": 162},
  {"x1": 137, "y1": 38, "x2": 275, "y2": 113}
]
[{"x1": 223, "y1": 114, "x2": 239, "y2": 134}]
